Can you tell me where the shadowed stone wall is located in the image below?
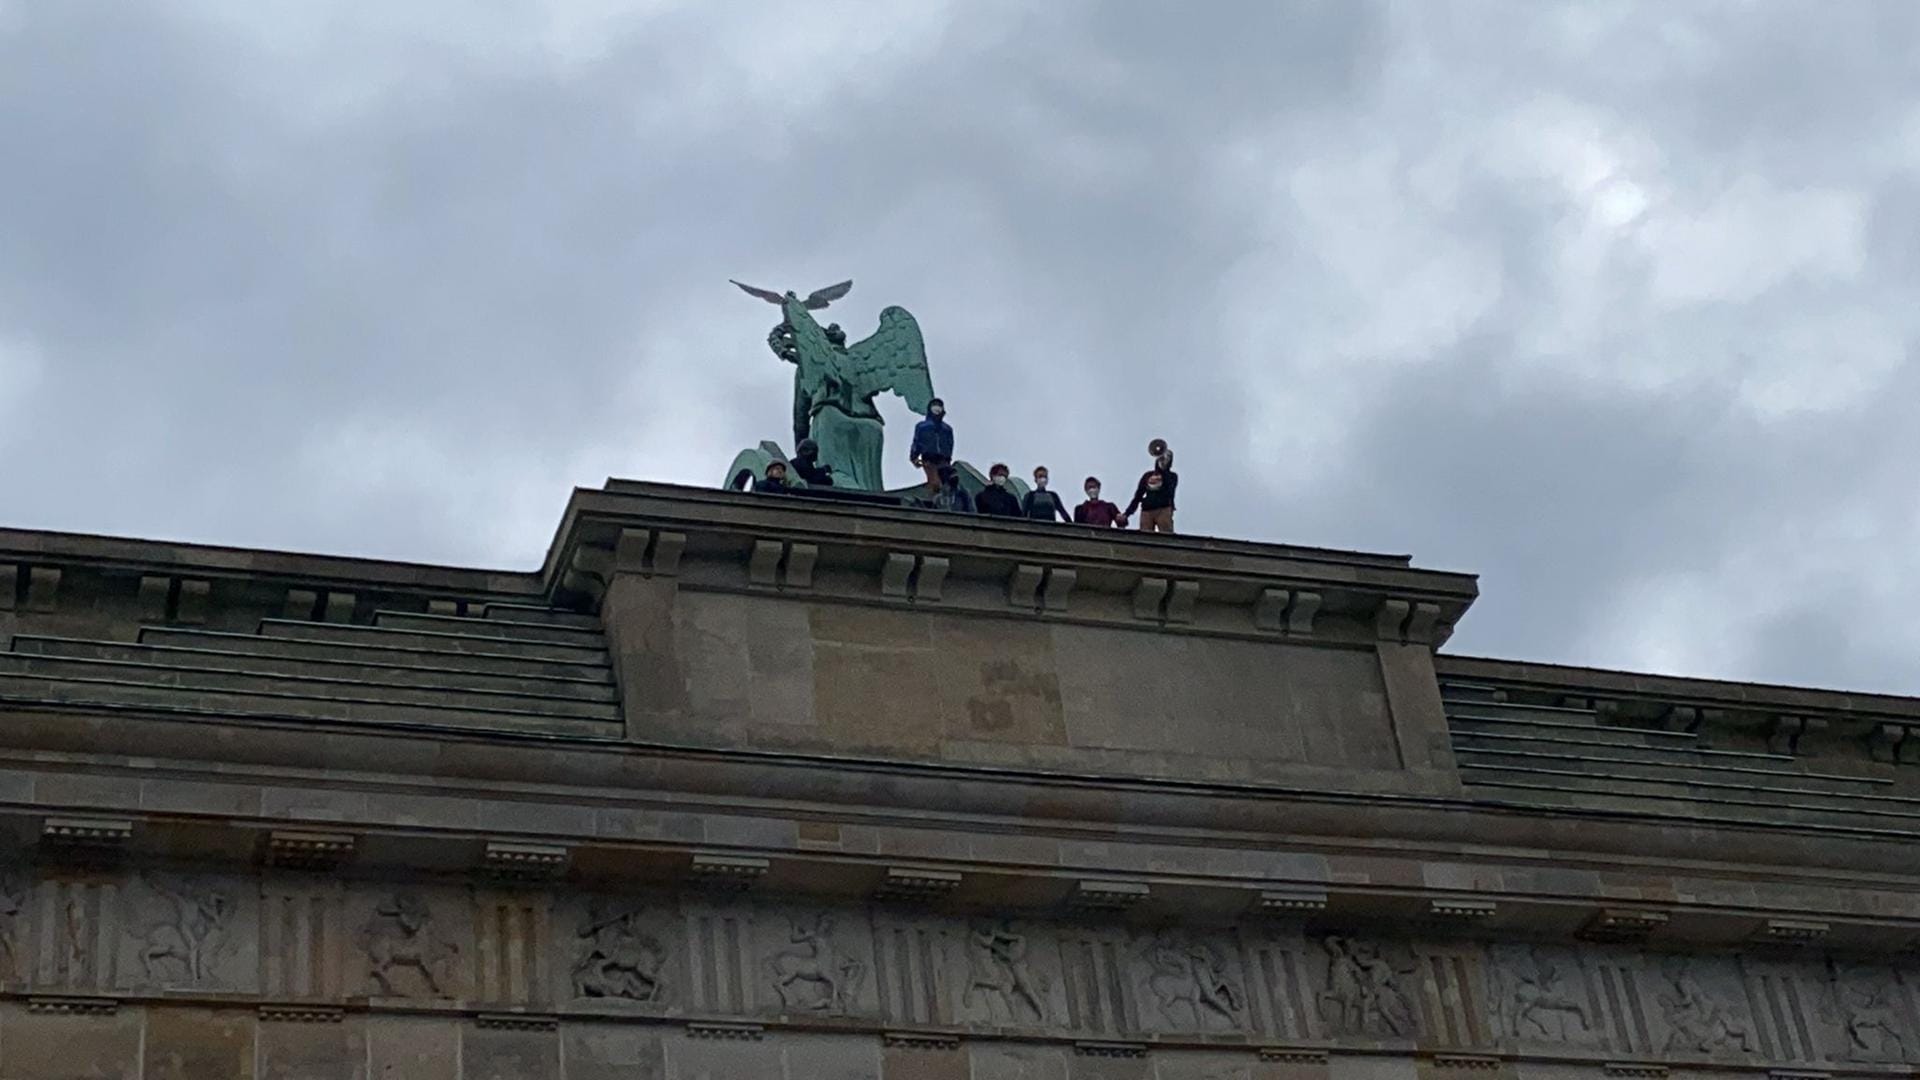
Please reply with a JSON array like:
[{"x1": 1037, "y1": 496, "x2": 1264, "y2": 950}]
[
  {"x1": 628, "y1": 591, "x2": 1405, "y2": 784},
  {"x1": 0, "y1": 864, "x2": 1914, "y2": 1079}
]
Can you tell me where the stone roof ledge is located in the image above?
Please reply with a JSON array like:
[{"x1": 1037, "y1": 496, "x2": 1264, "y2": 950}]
[{"x1": 544, "y1": 480, "x2": 1480, "y2": 649}]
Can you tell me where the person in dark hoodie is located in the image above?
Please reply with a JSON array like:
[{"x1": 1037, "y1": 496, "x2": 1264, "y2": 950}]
[
  {"x1": 789, "y1": 438, "x2": 834, "y2": 487},
  {"x1": 1123, "y1": 440, "x2": 1178, "y2": 533},
  {"x1": 909, "y1": 398, "x2": 954, "y2": 490},
  {"x1": 923, "y1": 463, "x2": 974, "y2": 513},
  {"x1": 975, "y1": 462, "x2": 1025, "y2": 518},
  {"x1": 754, "y1": 459, "x2": 795, "y2": 494},
  {"x1": 1022, "y1": 466, "x2": 1071, "y2": 523},
  {"x1": 1074, "y1": 475, "x2": 1123, "y2": 528}
]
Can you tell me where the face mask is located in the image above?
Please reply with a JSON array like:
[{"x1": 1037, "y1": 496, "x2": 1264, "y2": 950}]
[
  {"x1": 993, "y1": 476, "x2": 1009, "y2": 487},
  {"x1": 1035, "y1": 476, "x2": 1048, "y2": 490},
  {"x1": 1156, "y1": 455, "x2": 1171, "y2": 469},
  {"x1": 1086, "y1": 487, "x2": 1100, "y2": 499},
  {"x1": 931, "y1": 407, "x2": 945, "y2": 418}
]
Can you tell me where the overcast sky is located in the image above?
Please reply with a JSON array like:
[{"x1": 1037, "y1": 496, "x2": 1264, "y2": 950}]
[{"x1": 3, "y1": 2, "x2": 1918, "y2": 693}]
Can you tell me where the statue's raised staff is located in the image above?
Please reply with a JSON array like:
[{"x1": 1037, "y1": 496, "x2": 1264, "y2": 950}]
[{"x1": 725, "y1": 278, "x2": 935, "y2": 493}]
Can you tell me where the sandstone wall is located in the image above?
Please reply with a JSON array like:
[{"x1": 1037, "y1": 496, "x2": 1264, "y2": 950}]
[{"x1": 0, "y1": 862, "x2": 1912, "y2": 1079}]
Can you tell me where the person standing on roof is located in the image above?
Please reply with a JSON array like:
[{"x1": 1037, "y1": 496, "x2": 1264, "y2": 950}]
[
  {"x1": 789, "y1": 438, "x2": 835, "y2": 487},
  {"x1": 910, "y1": 398, "x2": 954, "y2": 491},
  {"x1": 975, "y1": 463, "x2": 1025, "y2": 518},
  {"x1": 1074, "y1": 476, "x2": 1123, "y2": 528},
  {"x1": 1022, "y1": 466, "x2": 1071, "y2": 523},
  {"x1": 1123, "y1": 440, "x2": 1178, "y2": 533},
  {"x1": 755, "y1": 459, "x2": 795, "y2": 494},
  {"x1": 922, "y1": 463, "x2": 974, "y2": 513}
]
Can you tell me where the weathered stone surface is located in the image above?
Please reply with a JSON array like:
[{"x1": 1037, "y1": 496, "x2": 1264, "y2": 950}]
[
  {"x1": 561, "y1": 1023, "x2": 666, "y2": 1080},
  {"x1": 0, "y1": 1002, "x2": 142, "y2": 1080},
  {"x1": 789, "y1": 1033, "x2": 884, "y2": 1080},
  {"x1": 971, "y1": 1042, "x2": 1072, "y2": 1080},
  {"x1": 258, "y1": 1014, "x2": 367, "y2": 1080},
  {"x1": 143, "y1": 1006, "x2": 256, "y2": 1080},
  {"x1": 662, "y1": 1027, "x2": 783, "y2": 1078},
  {"x1": 463, "y1": 1022, "x2": 559, "y2": 1080},
  {"x1": 367, "y1": 1015, "x2": 458, "y2": 1080},
  {"x1": 644, "y1": 590, "x2": 1422, "y2": 788}
]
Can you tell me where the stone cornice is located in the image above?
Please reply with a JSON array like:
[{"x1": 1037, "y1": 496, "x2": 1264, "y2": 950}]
[
  {"x1": 0, "y1": 526, "x2": 534, "y2": 599},
  {"x1": 1440, "y1": 654, "x2": 1920, "y2": 724},
  {"x1": 6, "y1": 715, "x2": 1920, "y2": 949},
  {"x1": 546, "y1": 481, "x2": 1479, "y2": 645},
  {"x1": 1440, "y1": 654, "x2": 1920, "y2": 765},
  {"x1": 2, "y1": 703, "x2": 1917, "y2": 879}
]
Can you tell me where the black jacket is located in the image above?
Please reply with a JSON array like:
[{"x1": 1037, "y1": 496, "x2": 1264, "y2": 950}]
[
  {"x1": 976, "y1": 484, "x2": 1024, "y2": 518},
  {"x1": 1022, "y1": 489, "x2": 1070, "y2": 523},
  {"x1": 1125, "y1": 468, "x2": 1178, "y2": 514},
  {"x1": 791, "y1": 454, "x2": 834, "y2": 486}
]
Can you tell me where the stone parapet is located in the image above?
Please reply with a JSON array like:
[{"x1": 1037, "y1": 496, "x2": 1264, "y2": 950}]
[{"x1": 0, "y1": 481, "x2": 1914, "y2": 1076}]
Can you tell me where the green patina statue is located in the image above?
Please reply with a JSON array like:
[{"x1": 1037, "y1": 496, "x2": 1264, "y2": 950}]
[{"x1": 725, "y1": 279, "x2": 934, "y2": 492}]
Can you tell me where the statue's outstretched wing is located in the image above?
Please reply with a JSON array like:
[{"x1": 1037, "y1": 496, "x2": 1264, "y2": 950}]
[
  {"x1": 804, "y1": 280, "x2": 853, "y2": 310},
  {"x1": 731, "y1": 279, "x2": 786, "y2": 304},
  {"x1": 845, "y1": 306, "x2": 933, "y2": 412}
]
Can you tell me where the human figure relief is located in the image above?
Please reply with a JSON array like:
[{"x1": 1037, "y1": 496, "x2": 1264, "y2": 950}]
[
  {"x1": 574, "y1": 906, "x2": 668, "y2": 1003},
  {"x1": 1658, "y1": 961, "x2": 1753, "y2": 1055},
  {"x1": 139, "y1": 877, "x2": 235, "y2": 986},
  {"x1": 1144, "y1": 933, "x2": 1245, "y2": 1031},
  {"x1": 964, "y1": 919, "x2": 1046, "y2": 1024},
  {"x1": 767, "y1": 913, "x2": 863, "y2": 1013},
  {"x1": 1498, "y1": 946, "x2": 1592, "y2": 1042},
  {"x1": 363, "y1": 891, "x2": 457, "y2": 998},
  {"x1": 1319, "y1": 937, "x2": 1415, "y2": 1037}
]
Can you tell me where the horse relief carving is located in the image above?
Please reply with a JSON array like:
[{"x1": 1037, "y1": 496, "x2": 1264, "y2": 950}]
[
  {"x1": 766, "y1": 912, "x2": 864, "y2": 1014},
  {"x1": 574, "y1": 903, "x2": 669, "y2": 1003},
  {"x1": 1141, "y1": 931, "x2": 1246, "y2": 1032},
  {"x1": 1658, "y1": 959, "x2": 1753, "y2": 1055},
  {"x1": 362, "y1": 891, "x2": 458, "y2": 998},
  {"x1": 136, "y1": 876, "x2": 236, "y2": 987},
  {"x1": 963, "y1": 919, "x2": 1047, "y2": 1024},
  {"x1": 1822, "y1": 965, "x2": 1912, "y2": 1063},
  {"x1": 1492, "y1": 945, "x2": 1593, "y2": 1043},
  {"x1": 1319, "y1": 936, "x2": 1417, "y2": 1038}
]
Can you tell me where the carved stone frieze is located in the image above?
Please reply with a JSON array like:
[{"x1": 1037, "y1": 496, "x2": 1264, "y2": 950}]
[
  {"x1": 358, "y1": 889, "x2": 461, "y2": 998},
  {"x1": 0, "y1": 864, "x2": 1900, "y2": 1071},
  {"x1": 762, "y1": 909, "x2": 869, "y2": 1016},
  {"x1": 127, "y1": 874, "x2": 248, "y2": 991},
  {"x1": 1317, "y1": 935, "x2": 1419, "y2": 1039},
  {"x1": 960, "y1": 918, "x2": 1050, "y2": 1026},
  {"x1": 1654, "y1": 957, "x2": 1756, "y2": 1056},
  {"x1": 572, "y1": 900, "x2": 672, "y2": 1005},
  {"x1": 1136, "y1": 929, "x2": 1248, "y2": 1033},
  {"x1": 1820, "y1": 963, "x2": 1913, "y2": 1063},
  {"x1": 1490, "y1": 944, "x2": 1600, "y2": 1047}
]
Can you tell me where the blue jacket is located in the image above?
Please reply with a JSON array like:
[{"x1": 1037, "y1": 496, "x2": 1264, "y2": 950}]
[{"x1": 910, "y1": 415, "x2": 954, "y2": 460}]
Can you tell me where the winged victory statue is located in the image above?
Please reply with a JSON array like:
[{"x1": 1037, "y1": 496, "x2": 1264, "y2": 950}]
[{"x1": 723, "y1": 278, "x2": 935, "y2": 493}]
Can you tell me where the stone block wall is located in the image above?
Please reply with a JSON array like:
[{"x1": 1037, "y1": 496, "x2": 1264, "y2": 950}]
[{"x1": 0, "y1": 863, "x2": 1911, "y2": 1078}]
